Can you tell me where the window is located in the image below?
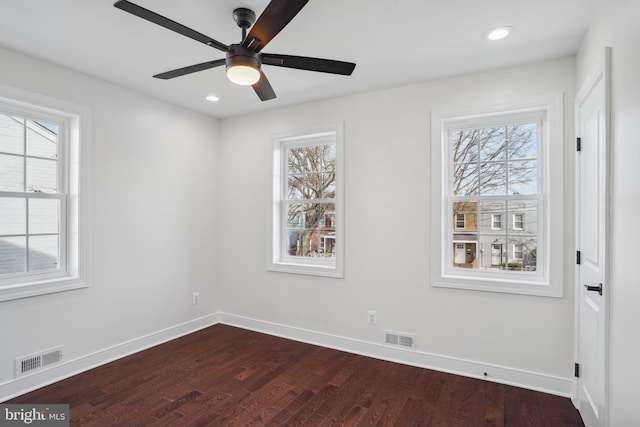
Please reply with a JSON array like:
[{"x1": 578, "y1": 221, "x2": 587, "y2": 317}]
[
  {"x1": 448, "y1": 118, "x2": 539, "y2": 273},
  {"x1": 270, "y1": 124, "x2": 344, "y2": 277},
  {"x1": 431, "y1": 95, "x2": 564, "y2": 297},
  {"x1": 491, "y1": 214, "x2": 502, "y2": 230},
  {"x1": 513, "y1": 244, "x2": 524, "y2": 260},
  {"x1": 0, "y1": 86, "x2": 90, "y2": 301},
  {"x1": 0, "y1": 116, "x2": 62, "y2": 274},
  {"x1": 321, "y1": 213, "x2": 333, "y2": 227},
  {"x1": 512, "y1": 213, "x2": 524, "y2": 230}
]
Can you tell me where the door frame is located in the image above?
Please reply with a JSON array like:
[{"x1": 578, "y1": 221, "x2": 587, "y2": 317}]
[{"x1": 573, "y1": 47, "x2": 611, "y2": 426}]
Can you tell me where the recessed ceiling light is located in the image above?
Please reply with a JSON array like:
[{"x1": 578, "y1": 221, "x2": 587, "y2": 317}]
[
  {"x1": 486, "y1": 26, "x2": 514, "y2": 41},
  {"x1": 206, "y1": 94, "x2": 220, "y2": 102}
]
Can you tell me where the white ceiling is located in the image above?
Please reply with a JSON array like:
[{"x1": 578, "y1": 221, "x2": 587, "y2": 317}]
[{"x1": 0, "y1": 0, "x2": 598, "y2": 118}]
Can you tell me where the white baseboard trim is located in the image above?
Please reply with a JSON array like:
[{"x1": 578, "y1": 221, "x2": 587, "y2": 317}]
[
  {"x1": 1, "y1": 311, "x2": 574, "y2": 402},
  {"x1": 217, "y1": 312, "x2": 575, "y2": 398},
  {"x1": 0, "y1": 313, "x2": 220, "y2": 402}
]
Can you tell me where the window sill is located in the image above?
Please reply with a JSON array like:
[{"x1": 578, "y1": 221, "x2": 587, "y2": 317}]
[
  {"x1": 433, "y1": 273, "x2": 561, "y2": 297},
  {"x1": 0, "y1": 276, "x2": 89, "y2": 302},
  {"x1": 268, "y1": 262, "x2": 343, "y2": 278}
]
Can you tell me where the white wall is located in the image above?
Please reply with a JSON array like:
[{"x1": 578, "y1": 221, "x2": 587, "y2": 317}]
[
  {"x1": 217, "y1": 57, "x2": 577, "y2": 394},
  {"x1": 577, "y1": 0, "x2": 640, "y2": 424},
  {"x1": 0, "y1": 46, "x2": 220, "y2": 398}
]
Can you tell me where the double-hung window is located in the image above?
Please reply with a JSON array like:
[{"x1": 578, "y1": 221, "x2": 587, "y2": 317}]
[
  {"x1": 431, "y1": 95, "x2": 563, "y2": 296},
  {"x1": 512, "y1": 213, "x2": 524, "y2": 230},
  {"x1": 270, "y1": 125, "x2": 344, "y2": 277},
  {"x1": 0, "y1": 86, "x2": 90, "y2": 301},
  {"x1": 0, "y1": 114, "x2": 63, "y2": 274},
  {"x1": 491, "y1": 214, "x2": 502, "y2": 230}
]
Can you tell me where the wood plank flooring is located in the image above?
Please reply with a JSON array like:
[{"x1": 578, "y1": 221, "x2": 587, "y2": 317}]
[{"x1": 8, "y1": 324, "x2": 584, "y2": 426}]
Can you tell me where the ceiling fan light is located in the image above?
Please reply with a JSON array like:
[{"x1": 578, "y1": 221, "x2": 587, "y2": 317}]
[{"x1": 226, "y1": 65, "x2": 261, "y2": 86}]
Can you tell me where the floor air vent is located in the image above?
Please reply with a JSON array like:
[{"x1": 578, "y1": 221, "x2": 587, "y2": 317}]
[
  {"x1": 15, "y1": 346, "x2": 63, "y2": 378},
  {"x1": 384, "y1": 330, "x2": 416, "y2": 350}
]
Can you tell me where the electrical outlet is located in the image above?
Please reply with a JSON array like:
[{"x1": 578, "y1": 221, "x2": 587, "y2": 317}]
[
  {"x1": 368, "y1": 310, "x2": 377, "y2": 325},
  {"x1": 192, "y1": 292, "x2": 200, "y2": 305}
]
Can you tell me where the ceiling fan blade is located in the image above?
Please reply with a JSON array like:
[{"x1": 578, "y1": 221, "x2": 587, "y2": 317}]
[
  {"x1": 242, "y1": 0, "x2": 308, "y2": 52},
  {"x1": 253, "y1": 72, "x2": 277, "y2": 101},
  {"x1": 114, "y1": 0, "x2": 228, "y2": 52},
  {"x1": 153, "y1": 59, "x2": 226, "y2": 80},
  {"x1": 262, "y1": 54, "x2": 356, "y2": 75}
]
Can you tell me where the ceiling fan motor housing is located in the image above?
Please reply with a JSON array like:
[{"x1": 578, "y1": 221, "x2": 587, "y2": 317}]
[{"x1": 226, "y1": 44, "x2": 262, "y2": 71}]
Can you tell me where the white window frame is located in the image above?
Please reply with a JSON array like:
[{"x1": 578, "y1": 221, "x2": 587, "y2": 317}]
[
  {"x1": 491, "y1": 214, "x2": 502, "y2": 230},
  {"x1": 512, "y1": 213, "x2": 524, "y2": 230},
  {"x1": 269, "y1": 123, "x2": 344, "y2": 278},
  {"x1": 512, "y1": 243, "x2": 524, "y2": 261},
  {"x1": 454, "y1": 213, "x2": 466, "y2": 230},
  {"x1": 0, "y1": 85, "x2": 91, "y2": 301},
  {"x1": 431, "y1": 95, "x2": 563, "y2": 297}
]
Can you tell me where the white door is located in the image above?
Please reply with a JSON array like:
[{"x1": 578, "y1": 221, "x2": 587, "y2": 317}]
[
  {"x1": 576, "y1": 48, "x2": 610, "y2": 427},
  {"x1": 491, "y1": 244, "x2": 502, "y2": 266},
  {"x1": 454, "y1": 243, "x2": 465, "y2": 263}
]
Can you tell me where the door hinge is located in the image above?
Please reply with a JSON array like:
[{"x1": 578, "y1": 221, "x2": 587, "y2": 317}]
[
  {"x1": 576, "y1": 137, "x2": 582, "y2": 152},
  {"x1": 576, "y1": 250, "x2": 581, "y2": 265},
  {"x1": 575, "y1": 363, "x2": 580, "y2": 378}
]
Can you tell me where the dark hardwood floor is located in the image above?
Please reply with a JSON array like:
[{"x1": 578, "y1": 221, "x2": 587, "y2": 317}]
[{"x1": 9, "y1": 324, "x2": 584, "y2": 426}]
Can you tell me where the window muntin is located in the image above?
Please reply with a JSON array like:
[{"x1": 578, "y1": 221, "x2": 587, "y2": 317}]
[
  {"x1": 270, "y1": 126, "x2": 343, "y2": 277},
  {"x1": 0, "y1": 87, "x2": 90, "y2": 301}
]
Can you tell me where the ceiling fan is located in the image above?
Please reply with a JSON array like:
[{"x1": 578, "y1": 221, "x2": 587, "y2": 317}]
[{"x1": 113, "y1": 0, "x2": 356, "y2": 101}]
